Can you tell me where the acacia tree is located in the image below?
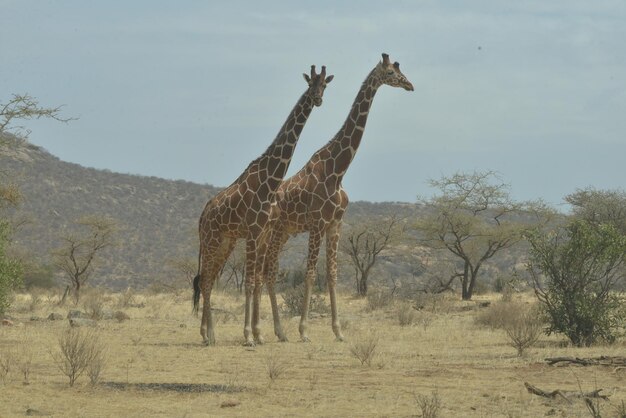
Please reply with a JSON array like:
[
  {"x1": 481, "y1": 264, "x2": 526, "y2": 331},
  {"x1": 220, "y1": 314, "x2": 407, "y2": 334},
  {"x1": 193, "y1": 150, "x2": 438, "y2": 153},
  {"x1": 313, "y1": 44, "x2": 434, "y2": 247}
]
[
  {"x1": 0, "y1": 94, "x2": 72, "y2": 312},
  {"x1": 565, "y1": 187, "x2": 626, "y2": 234},
  {"x1": 52, "y1": 216, "x2": 117, "y2": 303},
  {"x1": 416, "y1": 171, "x2": 549, "y2": 300},
  {"x1": 340, "y1": 215, "x2": 402, "y2": 296},
  {"x1": 1, "y1": 93, "x2": 72, "y2": 142},
  {"x1": 526, "y1": 220, "x2": 626, "y2": 346}
]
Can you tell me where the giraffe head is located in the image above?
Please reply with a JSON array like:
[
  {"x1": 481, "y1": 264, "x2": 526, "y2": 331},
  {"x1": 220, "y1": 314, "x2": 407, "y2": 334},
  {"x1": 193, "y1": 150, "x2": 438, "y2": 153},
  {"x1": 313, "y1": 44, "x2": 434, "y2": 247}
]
[
  {"x1": 376, "y1": 53, "x2": 414, "y2": 91},
  {"x1": 303, "y1": 65, "x2": 334, "y2": 106}
]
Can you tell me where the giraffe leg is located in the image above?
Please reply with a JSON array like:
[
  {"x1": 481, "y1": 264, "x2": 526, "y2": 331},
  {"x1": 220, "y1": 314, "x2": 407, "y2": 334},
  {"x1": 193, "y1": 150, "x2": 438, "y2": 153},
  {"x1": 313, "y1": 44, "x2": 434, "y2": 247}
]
[
  {"x1": 199, "y1": 237, "x2": 230, "y2": 346},
  {"x1": 326, "y1": 222, "x2": 345, "y2": 342},
  {"x1": 299, "y1": 230, "x2": 322, "y2": 342},
  {"x1": 252, "y1": 232, "x2": 268, "y2": 345},
  {"x1": 243, "y1": 236, "x2": 261, "y2": 347},
  {"x1": 265, "y1": 229, "x2": 289, "y2": 342}
]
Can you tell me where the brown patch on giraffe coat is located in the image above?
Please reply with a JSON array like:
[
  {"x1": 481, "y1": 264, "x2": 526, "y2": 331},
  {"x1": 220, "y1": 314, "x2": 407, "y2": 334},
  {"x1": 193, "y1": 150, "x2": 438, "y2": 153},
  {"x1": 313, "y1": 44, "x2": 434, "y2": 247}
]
[{"x1": 335, "y1": 148, "x2": 352, "y2": 171}]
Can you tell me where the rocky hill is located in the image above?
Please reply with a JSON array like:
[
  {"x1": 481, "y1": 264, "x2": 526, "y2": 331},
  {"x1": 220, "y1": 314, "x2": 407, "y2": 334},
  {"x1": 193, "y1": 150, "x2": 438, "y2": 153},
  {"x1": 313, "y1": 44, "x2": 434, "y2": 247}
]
[
  {"x1": 0, "y1": 134, "x2": 425, "y2": 290},
  {"x1": 1, "y1": 133, "x2": 533, "y2": 292}
]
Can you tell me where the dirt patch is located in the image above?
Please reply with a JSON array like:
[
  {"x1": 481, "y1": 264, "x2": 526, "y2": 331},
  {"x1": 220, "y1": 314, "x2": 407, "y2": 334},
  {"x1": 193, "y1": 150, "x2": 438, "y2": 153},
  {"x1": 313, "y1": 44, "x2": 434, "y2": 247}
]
[{"x1": 101, "y1": 381, "x2": 245, "y2": 393}]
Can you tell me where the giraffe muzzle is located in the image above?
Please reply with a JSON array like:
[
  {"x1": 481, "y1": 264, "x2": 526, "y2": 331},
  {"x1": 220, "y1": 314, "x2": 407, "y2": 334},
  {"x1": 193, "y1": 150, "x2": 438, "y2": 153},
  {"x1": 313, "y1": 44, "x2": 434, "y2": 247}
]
[{"x1": 313, "y1": 97, "x2": 323, "y2": 106}]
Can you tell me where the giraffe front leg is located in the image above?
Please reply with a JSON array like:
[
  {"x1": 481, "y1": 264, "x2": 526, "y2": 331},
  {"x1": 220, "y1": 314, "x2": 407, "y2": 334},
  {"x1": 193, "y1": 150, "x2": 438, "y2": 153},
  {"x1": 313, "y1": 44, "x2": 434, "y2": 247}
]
[
  {"x1": 243, "y1": 284, "x2": 255, "y2": 347},
  {"x1": 252, "y1": 281, "x2": 265, "y2": 345},
  {"x1": 299, "y1": 230, "x2": 322, "y2": 342},
  {"x1": 243, "y1": 237, "x2": 258, "y2": 347},
  {"x1": 326, "y1": 222, "x2": 345, "y2": 342}
]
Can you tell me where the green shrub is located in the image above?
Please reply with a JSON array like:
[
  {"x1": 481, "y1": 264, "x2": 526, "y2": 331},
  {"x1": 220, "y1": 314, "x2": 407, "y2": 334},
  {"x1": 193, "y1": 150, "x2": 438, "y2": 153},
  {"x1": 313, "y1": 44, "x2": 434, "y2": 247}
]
[
  {"x1": 0, "y1": 222, "x2": 22, "y2": 316},
  {"x1": 526, "y1": 221, "x2": 626, "y2": 346}
]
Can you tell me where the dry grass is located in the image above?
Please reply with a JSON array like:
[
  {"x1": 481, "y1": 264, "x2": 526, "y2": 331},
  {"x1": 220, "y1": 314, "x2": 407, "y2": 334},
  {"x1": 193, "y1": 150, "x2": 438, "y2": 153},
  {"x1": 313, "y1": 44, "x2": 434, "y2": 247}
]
[{"x1": 1, "y1": 290, "x2": 625, "y2": 417}]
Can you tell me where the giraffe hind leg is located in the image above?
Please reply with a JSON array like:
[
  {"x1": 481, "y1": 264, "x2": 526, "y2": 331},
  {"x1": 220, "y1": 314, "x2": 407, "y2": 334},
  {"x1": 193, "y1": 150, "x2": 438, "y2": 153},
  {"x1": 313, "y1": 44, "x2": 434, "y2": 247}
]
[
  {"x1": 265, "y1": 230, "x2": 289, "y2": 342},
  {"x1": 199, "y1": 237, "x2": 233, "y2": 346}
]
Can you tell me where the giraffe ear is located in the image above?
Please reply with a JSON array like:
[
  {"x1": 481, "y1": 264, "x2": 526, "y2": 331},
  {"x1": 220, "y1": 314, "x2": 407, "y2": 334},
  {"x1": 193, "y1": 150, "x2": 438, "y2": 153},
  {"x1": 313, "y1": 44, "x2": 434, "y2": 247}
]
[
  {"x1": 303, "y1": 73, "x2": 311, "y2": 83},
  {"x1": 325, "y1": 75, "x2": 334, "y2": 84}
]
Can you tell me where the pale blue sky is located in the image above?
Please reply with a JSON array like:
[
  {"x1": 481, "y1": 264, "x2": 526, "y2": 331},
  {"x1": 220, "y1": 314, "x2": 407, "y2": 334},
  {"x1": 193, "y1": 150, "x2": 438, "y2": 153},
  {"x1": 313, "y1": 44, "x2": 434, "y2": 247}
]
[{"x1": 2, "y1": 1, "x2": 625, "y2": 207}]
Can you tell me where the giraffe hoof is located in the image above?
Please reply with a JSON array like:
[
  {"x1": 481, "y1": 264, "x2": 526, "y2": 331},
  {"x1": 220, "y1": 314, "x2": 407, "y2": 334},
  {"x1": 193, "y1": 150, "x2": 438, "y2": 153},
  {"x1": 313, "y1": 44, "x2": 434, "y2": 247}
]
[
  {"x1": 254, "y1": 337, "x2": 265, "y2": 345},
  {"x1": 300, "y1": 336, "x2": 311, "y2": 343},
  {"x1": 335, "y1": 335, "x2": 346, "y2": 343},
  {"x1": 243, "y1": 340, "x2": 256, "y2": 348},
  {"x1": 278, "y1": 336, "x2": 289, "y2": 343}
]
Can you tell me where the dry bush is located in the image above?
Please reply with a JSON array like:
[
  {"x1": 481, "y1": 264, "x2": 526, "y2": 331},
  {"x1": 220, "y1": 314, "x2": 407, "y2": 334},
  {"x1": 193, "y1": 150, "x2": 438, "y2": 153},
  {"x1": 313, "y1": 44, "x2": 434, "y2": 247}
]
[
  {"x1": 365, "y1": 288, "x2": 394, "y2": 312},
  {"x1": 50, "y1": 328, "x2": 106, "y2": 387},
  {"x1": 475, "y1": 300, "x2": 543, "y2": 356},
  {"x1": 397, "y1": 303, "x2": 417, "y2": 327},
  {"x1": 18, "y1": 346, "x2": 34, "y2": 385},
  {"x1": 414, "y1": 391, "x2": 441, "y2": 418},
  {"x1": 414, "y1": 293, "x2": 453, "y2": 314},
  {"x1": 0, "y1": 349, "x2": 15, "y2": 383},
  {"x1": 281, "y1": 285, "x2": 329, "y2": 317},
  {"x1": 416, "y1": 312, "x2": 435, "y2": 331},
  {"x1": 82, "y1": 289, "x2": 108, "y2": 320},
  {"x1": 349, "y1": 333, "x2": 379, "y2": 366},
  {"x1": 503, "y1": 305, "x2": 544, "y2": 356},
  {"x1": 475, "y1": 301, "x2": 520, "y2": 330},
  {"x1": 266, "y1": 351, "x2": 290, "y2": 381},
  {"x1": 117, "y1": 287, "x2": 138, "y2": 308},
  {"x1": 86, "y1": 343, "x2": 107, "y2": 385},
  {"x1": 114, "y1": 310, "x2": 130, "y2": 322},
  {"x1": 28, "y1": 289, "x2": 45, "y2": 312}
]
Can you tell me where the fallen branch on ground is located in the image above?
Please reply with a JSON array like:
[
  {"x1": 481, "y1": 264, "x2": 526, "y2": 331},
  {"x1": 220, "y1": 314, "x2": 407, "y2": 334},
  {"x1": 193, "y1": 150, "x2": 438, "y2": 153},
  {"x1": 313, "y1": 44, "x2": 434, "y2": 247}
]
[
  {"x1": 524, "y1": 382, "x2": 609, "y2": 402},
  {"x1": 545, "y1": 356, "x2": 626, "y2": 367}
]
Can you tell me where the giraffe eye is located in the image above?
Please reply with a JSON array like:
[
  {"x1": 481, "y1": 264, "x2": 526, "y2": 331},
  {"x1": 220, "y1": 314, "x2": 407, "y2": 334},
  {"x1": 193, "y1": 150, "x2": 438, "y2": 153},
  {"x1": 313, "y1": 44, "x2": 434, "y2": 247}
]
[{"x1": 387, "y1": 70, "x2": 394, "y2": 76}]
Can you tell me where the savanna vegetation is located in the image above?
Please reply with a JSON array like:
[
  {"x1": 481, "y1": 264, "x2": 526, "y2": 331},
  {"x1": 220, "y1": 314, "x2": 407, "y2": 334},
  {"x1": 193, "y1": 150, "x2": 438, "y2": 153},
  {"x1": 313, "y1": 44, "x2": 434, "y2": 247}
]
[{"x1": 2, "y1": 94, "x2": 626, "y2": 417}]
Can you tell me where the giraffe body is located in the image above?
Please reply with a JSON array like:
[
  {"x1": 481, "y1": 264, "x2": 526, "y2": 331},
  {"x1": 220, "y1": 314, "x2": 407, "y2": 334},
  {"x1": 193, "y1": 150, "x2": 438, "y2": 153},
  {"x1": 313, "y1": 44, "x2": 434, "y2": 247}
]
[
  {"x1": 264, "y1": 53, "x2": 414, "y2": 342},
  {"x1": 193, "y1": 66, "x2": 333, "y2": 346}
]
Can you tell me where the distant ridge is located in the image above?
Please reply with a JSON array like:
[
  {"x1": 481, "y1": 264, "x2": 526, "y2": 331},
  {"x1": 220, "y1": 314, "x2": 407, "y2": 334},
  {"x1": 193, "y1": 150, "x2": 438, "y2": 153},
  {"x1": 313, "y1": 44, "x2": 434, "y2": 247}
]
[{"x1": 1, "y1": 134, "x2": 419, "y2": 289}]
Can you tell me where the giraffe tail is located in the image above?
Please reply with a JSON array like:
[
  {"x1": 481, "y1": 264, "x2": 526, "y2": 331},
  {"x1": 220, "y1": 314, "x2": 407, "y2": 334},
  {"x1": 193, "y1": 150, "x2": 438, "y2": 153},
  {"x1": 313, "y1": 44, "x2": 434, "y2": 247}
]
[
  {"x1": 192, "y1": 250, "x2": 201, "y2": 316},
  {"x1": 192, "y1": 274, "x2": 201, "y2": 316}
]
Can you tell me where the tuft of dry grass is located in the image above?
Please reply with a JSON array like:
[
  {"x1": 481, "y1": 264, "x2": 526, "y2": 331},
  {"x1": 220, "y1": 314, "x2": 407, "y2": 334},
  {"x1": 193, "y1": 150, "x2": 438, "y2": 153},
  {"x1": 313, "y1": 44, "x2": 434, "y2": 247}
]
[
  {"x1": 414, "y1": 390, "x2": 441, "y2": 418},
  {"x1": 266, "y1": 351, "x2": 290, "y2": 382}
]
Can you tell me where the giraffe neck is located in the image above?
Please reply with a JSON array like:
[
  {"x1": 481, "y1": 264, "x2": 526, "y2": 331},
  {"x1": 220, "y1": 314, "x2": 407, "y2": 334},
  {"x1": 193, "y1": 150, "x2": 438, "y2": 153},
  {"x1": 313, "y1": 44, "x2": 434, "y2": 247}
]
[
  {"x1": 239, "y1": 92, "x2": 315, "y2": 189},
  {"x1": 324, "y1": 68, "x2": 382, "y2": 179}
]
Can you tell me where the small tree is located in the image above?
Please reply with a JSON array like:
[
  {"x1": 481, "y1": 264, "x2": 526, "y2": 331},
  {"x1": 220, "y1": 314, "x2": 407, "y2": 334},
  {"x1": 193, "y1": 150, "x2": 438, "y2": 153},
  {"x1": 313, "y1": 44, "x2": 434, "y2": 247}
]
[
  {"x1": 166, "y1": 256, "x2": 197, "y2": 287},
  {"x1": 526, "y1": 220, "x2": 626, "y2": 346},
  {"x1": 52, "y1": 216, "x2": 117, "y2": 303},
  {"x1": 340, "y1": 215, "x2": 402, "y2": 296},
  {"x1": 417, "y1": 171, "x2": 549, "y2": 300},
  {"x1": 222, "y1": 241, "x2": 246, "y2": 292},
  {"x1": 51, "y1": 328, "x2": 105, "y2": 387}
]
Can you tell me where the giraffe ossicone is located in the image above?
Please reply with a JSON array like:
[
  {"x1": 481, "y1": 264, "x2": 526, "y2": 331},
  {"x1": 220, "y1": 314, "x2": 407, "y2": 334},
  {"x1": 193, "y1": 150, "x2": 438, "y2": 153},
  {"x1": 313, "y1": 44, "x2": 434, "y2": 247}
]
[
  {"x1": 263, "y1": 53, "x2": 414, "y2": 343},
  {"x1": 192, "y1": 65, "x2": 333, "y2": 346}
]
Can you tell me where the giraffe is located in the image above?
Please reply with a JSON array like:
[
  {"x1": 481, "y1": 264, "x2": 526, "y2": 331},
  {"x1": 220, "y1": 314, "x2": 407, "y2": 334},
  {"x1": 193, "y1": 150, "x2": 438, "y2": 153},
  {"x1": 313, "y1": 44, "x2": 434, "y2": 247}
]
[
  {"x1": 263, "y1": 53, "x2": 414, "y2": 342},
  {"x1": 193, "y1": 65, "x2": 334, "y2": 346}
]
